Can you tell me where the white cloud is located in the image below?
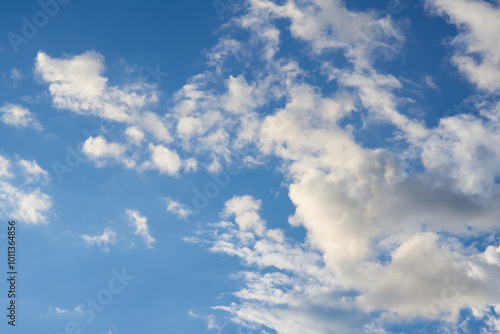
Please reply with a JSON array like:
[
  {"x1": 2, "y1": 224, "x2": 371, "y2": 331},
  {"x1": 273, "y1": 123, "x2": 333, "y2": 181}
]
[
  {"x1": 82, "y1": 136, "x2": 131, "y2": 168},
  {"x1": 139, "y1": 112, "x2": 172, "y2": 143},
  {"x1": 54, "y1": 307, "x2": 68, "y2": 314},
  {"x1": 14, "y1": 188, "x2": 52, "y2": 224},
  {"x1": 126, "y1": 209, "x2": 155, "y2": 249},
  {"x1": 18, "y1": 159, "x2": 50, "y2": 183},
  {"x1": 223, "y1": 195, "x2": 266, "y2": 236},
  {"x1": 48, "y1": 305, "x2": 85, "y2": 317},
  {"x1": 166, "y1": 198, "x2": 194, "y2": 219},
  {"x1": 0, "y1": 183, "x2": 52, "y2": 224},
  {"x1": 200, "y1": 195, "x2": 367, "y2": 334},
  {"x1": 423, "y1": 75, "x2": 439, "y2": 91},
  {"x1": 146, "y1": 143, "x2": 182, "y2": 176},
  {"x1": 31, "y1": 1, "x2": 500, "y2": 331},
  {"x1": 425, "y1": 0, "x2": 500, "y2": 92},
  {"x1": 10, "y1": 68, "x2": 22, "y2": 81},
  {"x1": 171, "y1": 2, "x2": 500, "y2": 328},
  {"x1": 196, "y1": 192, "x2": 500, "y2": 333},
  {"x1": 355, "y1": 233, "x2": 495, "y2": 321},
  {"x1": 35, "y1": 51, "x2": 172, "y2": 145},
  {"x1": 0, "y1": 103, "x2": 42, "y2": 130},
  {"x1": 0, "y1": 154, "x2": 13, "y2": 178},
  {"x1": 0, "y1": 154, "x2": 52, "y2": 224},
  {"x1": 183, "y1": 158, "x2": 198, "y2": 172},
  {"x1": 222, "y1": 75, "x2": 260, "y2": 114},
  {"x1": 421, "y1": 104, "x2": 500, "y2": 195},
  {"x1": 81, "y1": 228, "x2": 117, "y2": 252},
  {"x1": 125, "y1": 126, "x2": 145, "y2": 144},
  {"x1": 35, "y1": 50, "x2": 108, "y2": 106}
]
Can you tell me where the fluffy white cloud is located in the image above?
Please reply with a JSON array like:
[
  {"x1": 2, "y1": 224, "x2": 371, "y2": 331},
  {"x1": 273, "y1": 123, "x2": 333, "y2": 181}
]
[
  {"x1": 32, "y1": 0, "x2": 500, "y2": 331},
  {"x1": 146, "y1": 143, "x2": 182, "y2": 176},
  {"x1": 170, "y1": 1, "x2": 500, "y2": 329},
  {"x1": 35, "y1": 51, "x2": 173, "y2": 145},
  {"x1": 35, "y1": 51, "x2": 136, "y2": 122},
  {"x1": 125, "y1": 126, "x2": 145, "y2": 144},
  {"x1": 82, "y1": 136, "x2": 133, "y2": 168},
  {"x1": 0, "y1": 103, "x2": 42, "y2": 130},
  {"x1": 197, "y1": 195, "x2": 369, "y2": 333},
  {"x1": 196, "y1": 191, "x2": 500, "y2": 333},
  {"x1": 0, "y1": 182, "x2": 52, "y2": 224},
  {"x1": 425, "y1": 0, "x2": 500, "y2": 92},
  {"x1": 223, "y1": 195, "x2": 266, "y2": 236},
  {"x1": 126, "y1": 209, "x2": 155, "y2": 249},
  {"x1": 421, "y1": 111, "x2": 500, "y2": 195}
]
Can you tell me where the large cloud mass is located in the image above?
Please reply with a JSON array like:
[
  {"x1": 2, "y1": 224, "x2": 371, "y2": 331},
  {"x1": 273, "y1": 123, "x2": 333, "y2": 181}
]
[{"x1": 34, "y1": 0, "x2": 500, "y2": 332}]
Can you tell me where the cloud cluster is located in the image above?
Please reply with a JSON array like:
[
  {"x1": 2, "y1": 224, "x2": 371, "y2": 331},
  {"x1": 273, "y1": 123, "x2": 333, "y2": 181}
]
[
  {"x1": 174, "y1": 0, "x2": 500, "y2": 332},
  {"x1": 33, "y1": 0, "x2": 500, "y2": 332},
  {"x1": 81, "y1": 209, "x2": 155, "y2": 251},
  {"x1": 35, "y1": 51, "x2": 187, "y2": 175}
]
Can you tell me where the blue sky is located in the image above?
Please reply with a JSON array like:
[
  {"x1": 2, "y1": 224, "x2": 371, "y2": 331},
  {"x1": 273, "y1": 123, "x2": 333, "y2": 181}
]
[{"x1": 1, "y1": 0, "x2": 500, "y2": 333}]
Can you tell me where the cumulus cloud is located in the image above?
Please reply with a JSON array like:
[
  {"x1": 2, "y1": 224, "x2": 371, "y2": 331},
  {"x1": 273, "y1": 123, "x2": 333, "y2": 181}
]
[
  {"x1": 425, "y1": 0, "x2": 500, "y2": 93},
  {"x1": 197, "y1": 195, "x2": 368, "y2": 333},
  {"x1": 32, "y1": 0, "x2": 500, "y2": 331},
  {"x1": 125, "y1": 126, "x2": 145, "y2": 145},
  {"x1": 0, "y1": 103, "x2": 42, "y2": 130},
  {"x1": 35, "y1": 51, "x2": 172, "y2": 143},
  {"x1": 0, "y1": 182, "x2": 52, "y2": 224},
  {"x1": 223, "y1": 195, "x2": 266, "y2": 236},
  {"x1": 167, "y1": 0, "x2": 500, "y2": 331},
  {"x1": 145, "y1": 143, "x2": 182, "y2": 176},
  {"x1": 195, "y1": 193, "x2": 500, "y2": 333},
  {"x1": 82, "y1": 136, "x2": 134, "y2": 168},
  {"x1": 421, "y1": 111, "x2": 500, "y2": 195}
]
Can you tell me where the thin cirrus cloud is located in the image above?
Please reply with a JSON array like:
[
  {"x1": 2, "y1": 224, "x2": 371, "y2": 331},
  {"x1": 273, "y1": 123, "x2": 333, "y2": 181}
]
[
  {"x1": 81, "y1": 228, "x2": 117, "y2": 252},
  {"x1": 17, "y1": 159, "x2": 50, "y2": 183},
  {"x1": 81, "y1": 211, "x2": 156, "y2": 251},
  {"x1": 166, "y1": 198, "x2": 194, "y2": 219},
  {"x1": 126, "y1": 209, "x2": 155, "y2": 249}
]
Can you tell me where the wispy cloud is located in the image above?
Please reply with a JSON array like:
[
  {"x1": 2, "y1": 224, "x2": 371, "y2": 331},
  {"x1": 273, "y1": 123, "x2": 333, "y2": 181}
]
[
  {"x1": 126, "y1": 209, "x2": 155, "y2": 249},
  {"x1": 81, "y1": 228, "x2": 117, "y2": 252}
]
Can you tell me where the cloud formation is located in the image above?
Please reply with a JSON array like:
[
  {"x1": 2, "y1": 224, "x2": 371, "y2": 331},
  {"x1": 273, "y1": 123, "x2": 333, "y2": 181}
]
[
  {"x1": 0, "y1": 154, "x2": 52, "y2": 224},
  {"x1": 126, "y1": 209, "x2": 155, "y2": 249},
  {"x1": 0, "y1": 103, "x2": 42, "y2": 130},
  {"x1": 33, "y1": 0, "x2": 500, "y2": 331}
]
